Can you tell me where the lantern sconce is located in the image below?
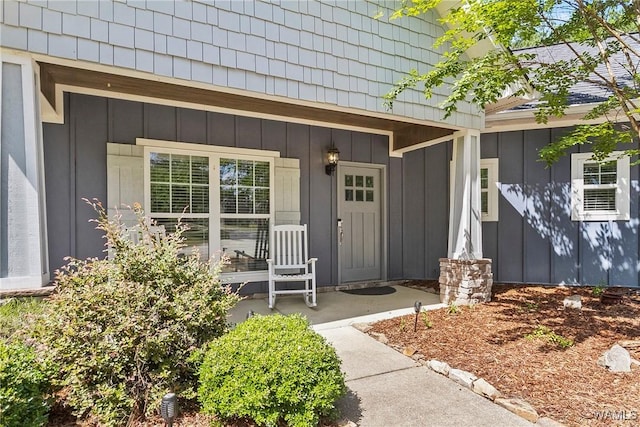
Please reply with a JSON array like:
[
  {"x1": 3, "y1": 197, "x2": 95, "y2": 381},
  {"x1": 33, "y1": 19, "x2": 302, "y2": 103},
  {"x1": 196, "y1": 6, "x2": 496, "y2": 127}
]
[{"x1": 325, "y1": 144, "x2": 340, "y2": 176}]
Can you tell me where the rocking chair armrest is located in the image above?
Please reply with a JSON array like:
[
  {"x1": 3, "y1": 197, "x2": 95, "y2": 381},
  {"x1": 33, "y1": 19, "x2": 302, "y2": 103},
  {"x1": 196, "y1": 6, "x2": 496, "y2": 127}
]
[{"x1": 306, "y1": 258, "x2": 318, "y2": 264}]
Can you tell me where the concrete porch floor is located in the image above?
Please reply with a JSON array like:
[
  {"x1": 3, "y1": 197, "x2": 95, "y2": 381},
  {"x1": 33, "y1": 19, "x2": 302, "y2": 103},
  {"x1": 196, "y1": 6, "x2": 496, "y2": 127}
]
[{"x1": 228, "y1": 284, "x2": 443, "y2": 329}]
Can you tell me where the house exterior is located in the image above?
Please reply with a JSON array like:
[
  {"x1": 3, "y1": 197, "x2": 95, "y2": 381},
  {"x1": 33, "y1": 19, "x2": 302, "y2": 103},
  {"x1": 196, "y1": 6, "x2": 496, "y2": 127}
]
[
  {"x1": 0, "y1": 0, "x2": 484, "y2": 293},
  {"x1": 3, "y1": 1, "x2": 634, "y2": 294}
]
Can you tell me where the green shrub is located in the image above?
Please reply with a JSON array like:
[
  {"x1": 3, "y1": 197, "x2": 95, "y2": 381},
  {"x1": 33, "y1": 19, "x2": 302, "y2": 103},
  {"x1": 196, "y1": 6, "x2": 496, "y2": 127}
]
[
  {"x1": 199, "y1": 314, "x2": 346, "y2": 427},
  {"x1": 0, "y1": 340, "x2": 50, "y2": 427},
  {"x1": 0, "y1": 297, "x2": 46, "y2": 341},
  {"x1": 525, "y1": 325, "x2": 574, "y2": 349},
  {"x1": 33, "y1": 200, "x2": 239, "y2": 425}
]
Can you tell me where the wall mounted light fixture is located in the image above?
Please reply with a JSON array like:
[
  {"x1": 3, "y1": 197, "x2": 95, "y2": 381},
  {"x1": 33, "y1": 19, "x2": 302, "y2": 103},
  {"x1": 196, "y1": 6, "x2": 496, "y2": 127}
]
[{"x1": 325, "y1": 144, "x2": 340, "y2": 175}]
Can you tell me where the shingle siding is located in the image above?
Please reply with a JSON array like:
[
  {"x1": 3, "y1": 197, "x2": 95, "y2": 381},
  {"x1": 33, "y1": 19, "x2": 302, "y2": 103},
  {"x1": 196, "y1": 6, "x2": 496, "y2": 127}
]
[{"x1": 1, "y1": 0, "x2": 481, "y2": 129}]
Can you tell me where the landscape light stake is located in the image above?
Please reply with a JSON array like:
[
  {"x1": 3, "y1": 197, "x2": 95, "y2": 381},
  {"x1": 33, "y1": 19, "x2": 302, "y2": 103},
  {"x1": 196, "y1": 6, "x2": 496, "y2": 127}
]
[
  {"x1": 414, "y1": 301, "x2": 422, "y2": 332},
  {"x1": 161, "y1": 393, "x2": 177, "y2": 427},
  {"x1": 246, "y1": 310, "x2": 255, "y2": 319}
]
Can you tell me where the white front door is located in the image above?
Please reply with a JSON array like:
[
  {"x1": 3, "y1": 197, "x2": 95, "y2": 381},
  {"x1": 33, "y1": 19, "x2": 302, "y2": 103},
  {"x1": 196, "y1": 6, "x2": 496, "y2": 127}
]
[{"x1": 338, "y1": 164, "x2": 383, "y2": 283}]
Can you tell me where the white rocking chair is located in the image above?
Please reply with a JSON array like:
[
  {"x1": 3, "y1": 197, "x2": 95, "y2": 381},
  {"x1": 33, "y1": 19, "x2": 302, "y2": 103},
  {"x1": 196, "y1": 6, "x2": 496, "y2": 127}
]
[{"x1": 267, "y1": 224, "x2": 318, "y2": 309}]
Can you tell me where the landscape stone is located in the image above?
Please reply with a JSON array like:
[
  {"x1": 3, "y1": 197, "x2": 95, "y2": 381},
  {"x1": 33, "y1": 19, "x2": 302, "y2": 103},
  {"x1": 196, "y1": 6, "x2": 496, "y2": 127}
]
[
  {"x1": 495, "y1": 397, "x2": 539, "y2": 423},
  {"x1": 563, "y1": 294, "x2": 582, "y2": 310},
  {"x1": 370, "y1": 332, "x2": 388, "y2": 344},
  {"x1": 448, "y1": 368, "x2": 477, "y2": 389},
  {"x1": 403, "y1": 346, "x2": 417, "y2": 356},
  {"x1": 472, "y1": 378, "x2": 501, "y2": 400},
  {"x1": 602, "y1": 344, "x2": 631, "y2": 372},
  {"x1": 427, "y1": 359, "x2": 451, "y2": 375}
]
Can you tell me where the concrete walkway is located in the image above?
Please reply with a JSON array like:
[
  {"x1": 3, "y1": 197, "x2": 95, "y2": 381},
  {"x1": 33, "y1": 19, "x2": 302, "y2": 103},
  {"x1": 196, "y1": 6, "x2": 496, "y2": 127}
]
[{"x1": 230, "y1": 285, "x2": 534, "y2": 426}]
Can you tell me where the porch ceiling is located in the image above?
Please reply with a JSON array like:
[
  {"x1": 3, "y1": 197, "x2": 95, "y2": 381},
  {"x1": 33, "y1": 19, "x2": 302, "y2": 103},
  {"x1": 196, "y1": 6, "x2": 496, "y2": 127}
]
[{"x1": 38, "y1": 62, "x2": 454, "y2": 153}]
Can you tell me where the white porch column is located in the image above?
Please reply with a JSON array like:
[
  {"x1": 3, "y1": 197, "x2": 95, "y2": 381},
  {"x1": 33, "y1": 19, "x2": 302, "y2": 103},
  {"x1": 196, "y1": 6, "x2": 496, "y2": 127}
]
[
  {"x1": 448, "y1": 129, "x2": 482, "y2": 259},
  {"x1": 440, "y1": 129, "x2": 492, "y2": 305},
  {"x1": 0, "y1": 54, "x2": 49, "y2": 290}
]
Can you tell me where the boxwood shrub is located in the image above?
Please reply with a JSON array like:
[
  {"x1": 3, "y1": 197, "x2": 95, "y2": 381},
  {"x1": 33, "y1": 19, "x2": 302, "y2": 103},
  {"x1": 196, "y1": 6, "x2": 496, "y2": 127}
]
[
  {"x1": 199, "y1": 314, "x2": 346, "y2": 427},
  {"x1": 0, "y1": 340, "x2": 50, "y2": 427}
]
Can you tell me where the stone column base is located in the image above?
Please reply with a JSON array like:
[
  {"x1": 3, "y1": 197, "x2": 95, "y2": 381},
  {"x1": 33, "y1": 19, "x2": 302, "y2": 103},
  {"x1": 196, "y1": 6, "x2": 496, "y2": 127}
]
[{"x1": 439, "y1": 258, "x2": 493, "y2": 305}]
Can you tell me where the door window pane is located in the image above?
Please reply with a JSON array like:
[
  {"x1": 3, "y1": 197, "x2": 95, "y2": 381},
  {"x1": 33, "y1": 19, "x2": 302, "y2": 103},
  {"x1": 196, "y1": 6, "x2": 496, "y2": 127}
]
[
  {"x1": 345, "y1": 175, "x2": 353, "y2": 187},
  {"x1": 366, "y1": 190, "x2": 374, "y2": 202},
  {"x1": 355, "y1": 176, "x2": 363, "y2": 187},
  {"x1": 366, "y1": 176, "x2": 374, "y2": 188},
  {"x1": 356, "y1": 190, "x2": 364, "y2": 201},
  {"x1": 345, "y1": 189, "x2": 353, "y2": 201}
]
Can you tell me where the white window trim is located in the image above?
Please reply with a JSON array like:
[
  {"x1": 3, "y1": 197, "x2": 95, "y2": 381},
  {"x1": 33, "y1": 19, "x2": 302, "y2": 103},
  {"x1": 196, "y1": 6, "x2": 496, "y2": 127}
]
[
  {"x1": 480, "y1": 158, "x2": 499, "y2": 222},
  {"x1": 571, "y1": 152, "x2": 630, "y2": 221},
  {"x1": 141, "y1": 141, "x2": 276, "y2": 282}
]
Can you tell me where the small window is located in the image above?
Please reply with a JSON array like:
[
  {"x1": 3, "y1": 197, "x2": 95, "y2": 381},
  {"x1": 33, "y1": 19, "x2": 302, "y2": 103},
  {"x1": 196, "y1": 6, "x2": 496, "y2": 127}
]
[
  {"x1": 480, "y1": 159, "x2": 499, "y2": 222},
  {"x1": 571, "y1": 152, "x2": 629, "y2": 221}
]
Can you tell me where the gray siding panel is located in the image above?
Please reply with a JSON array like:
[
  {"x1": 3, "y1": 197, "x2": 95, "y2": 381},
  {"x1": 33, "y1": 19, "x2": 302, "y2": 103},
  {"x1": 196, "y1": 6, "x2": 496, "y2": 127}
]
[
  {"x1": 424, "y1": 143, "x2": 449, "y2": 278},
  {"x1": 109, "y1": 99, "x2": 144, "y2": 144},
  {"x1": 145, "y1": 103, "x2": 177, "y2": 141},
  {"x1": 402, "y1": 150, "x2": 426, "y2": 278},
  {"x1": 177, "y1": 108, "x2": 207, "y2": 144},
  {"x1": 207, "y1": 112, "x2": 235, "y2": 147},
  {"x1": 523, "y1": 129, "x2": 551, "y2": 284},
  {"x1": 497, "y1": 131, "x2": 524, "y2": 282},
  {"x1": 43, "y1": 94, "x2": 72, "y2": 272},
  {"x1": 549, "y1": 128, "x2": 579, "y2": 284},
  {"x1": 72, "y1": 95, "x2": 108, "y2": 260},
  {"x1": 388, "y1": 157, "x2": 403, "y2": 279}
]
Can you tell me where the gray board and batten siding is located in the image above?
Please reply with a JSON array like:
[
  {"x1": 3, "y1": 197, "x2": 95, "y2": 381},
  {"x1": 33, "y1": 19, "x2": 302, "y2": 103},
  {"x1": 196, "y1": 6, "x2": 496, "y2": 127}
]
[
  {"x1": 482, "y1": 129, "x2": 640, "y2": 288},
  {"x1": 42, "y1": 93, "x2": 452, "y2": 293}
]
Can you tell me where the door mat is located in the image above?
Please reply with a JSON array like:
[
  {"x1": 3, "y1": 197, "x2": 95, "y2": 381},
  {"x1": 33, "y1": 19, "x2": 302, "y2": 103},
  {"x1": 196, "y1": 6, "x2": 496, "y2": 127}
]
[{"x1": 341, "y1": 286, "x2": 396, "y2": 296}]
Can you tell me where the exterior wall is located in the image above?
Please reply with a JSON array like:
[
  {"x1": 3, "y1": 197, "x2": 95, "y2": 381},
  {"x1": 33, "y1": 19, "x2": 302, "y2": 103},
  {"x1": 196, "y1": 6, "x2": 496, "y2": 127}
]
[
  {"x1": 400, "y1": 142, "x2": 451, "y2": 280},
  {"x1": 44, "y1": 92, "x2": 418, "y2": 292},
  {"x1": 482, "y1": 130, "x2": 640, "y2": 287},
  {"x1": 0, "y1": 0, "x2": 481, "y2": 129}
]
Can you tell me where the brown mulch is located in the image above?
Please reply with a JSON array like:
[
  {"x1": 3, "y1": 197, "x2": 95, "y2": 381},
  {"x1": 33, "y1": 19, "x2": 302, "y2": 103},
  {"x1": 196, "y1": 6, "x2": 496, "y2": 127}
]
[{"x1": 369, "y1": 284, "x2": 640, "y2": 426}]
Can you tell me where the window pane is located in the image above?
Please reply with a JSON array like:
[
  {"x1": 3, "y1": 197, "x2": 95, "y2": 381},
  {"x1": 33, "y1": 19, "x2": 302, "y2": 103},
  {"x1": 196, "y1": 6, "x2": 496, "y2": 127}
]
[
  {"x1": 481, "y1": 191, "x2": 488, "y2": 214},
  {"x1": 345, "y1": 175, "x2": 353, "y2": 187},
  {"x1": 220, "y1": 186, "x2": 236, "y2": 214},
  {"x1": 584, "y1": 188, "x2": 616, "y2": 211},
  {"x1": 171, "y1": 154, "x2": 190, "y2": 183},
  {"x1": 356, "y1": 189, "x2": 364, "y2": 201},
  {"x1": 255, "y1": 188, "x2": 270, "y2": 214},
  {"x1": 237, "y1": 188, "x2": 253, "y2": 214},
  {"x1": 154, "y1": 218, "x2": 209, "y2": 259},
  {"x1": 601, "y1": 163, "x2": 617, "y2": 174},
  {"x1": 366, "y1": 190, "x2": 374, "y2": 202},
  {"x1": 345, "y1": 189, "x2": 353, "y2": 201},
  {"x1": 192, "y1": 186, "x2": 209, "y2": 213},
  {"x1": 221, "y1": 218, "x2": 270, "y2": 273},
  {"x1": 150, "y1": 153, "x2": 170, "y2": 182},
  {"x1": 237, "y1": 160, "x2": 254, "y2": 186},
  {"x1": 220, "y1": 159, "x2": 236, "y2": 185},
  {"x1": 480, "y1": 168, "x2": 488, "y2": 189},
  {"x1": 255, "y1": 161, "x2": 270, "y2": 187},
  {"x1": 171, "y1": 184, "x2": 190, "y2": 213},
  {"x1": 191, "y1": 156, "x2": 209, "y2": 184},
  {"x1": 150, "y1": 183, "x2": 170, "y2": 213},
  {"x1": 355, "y1": 176, "x2": 363, "y2": 187}
]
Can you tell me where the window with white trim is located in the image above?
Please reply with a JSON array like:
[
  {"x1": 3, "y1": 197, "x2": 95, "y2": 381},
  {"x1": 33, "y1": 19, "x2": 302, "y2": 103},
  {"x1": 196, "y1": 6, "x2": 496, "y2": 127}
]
[
  {"x1": 480, "y1": 158, "x2": 499, "y2": 222},
  {"x1": 145, "y1": 145, "x2": 275, "y2": 279},
  {"x1": 571, "y1": 152, "x2": 630, "y2": 221}
]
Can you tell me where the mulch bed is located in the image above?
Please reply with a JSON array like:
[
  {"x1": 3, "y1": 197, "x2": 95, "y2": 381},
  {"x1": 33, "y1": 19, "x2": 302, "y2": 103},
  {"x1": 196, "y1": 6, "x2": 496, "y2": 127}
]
[{"x1": 369, "y1": 284, "x2": 640, "y2": 426}]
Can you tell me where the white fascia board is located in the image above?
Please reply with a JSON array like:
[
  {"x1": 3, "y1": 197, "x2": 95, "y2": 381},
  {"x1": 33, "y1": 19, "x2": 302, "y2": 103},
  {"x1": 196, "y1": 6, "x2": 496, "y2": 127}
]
[{"x1": 483, "y1": 101, "x2": 637, "y2": 133}]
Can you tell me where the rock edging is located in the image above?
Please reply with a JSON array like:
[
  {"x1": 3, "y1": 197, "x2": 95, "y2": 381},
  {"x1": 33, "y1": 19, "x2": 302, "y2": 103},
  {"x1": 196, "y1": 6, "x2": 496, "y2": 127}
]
[{"x1": 425, "y1": 359, "x2": 565, "y2": 426}]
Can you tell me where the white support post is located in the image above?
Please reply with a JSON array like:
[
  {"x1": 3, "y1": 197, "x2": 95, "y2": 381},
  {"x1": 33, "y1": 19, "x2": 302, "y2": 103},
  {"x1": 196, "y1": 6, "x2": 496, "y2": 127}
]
[
  {"x1": 0, "y1": 54, "x2": 49, "y2": 290},
  {"x1": 447, "y1": 129, "x2": 482, "y2": 260}
]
